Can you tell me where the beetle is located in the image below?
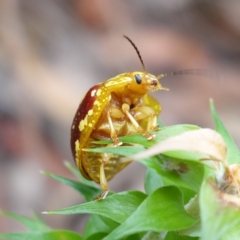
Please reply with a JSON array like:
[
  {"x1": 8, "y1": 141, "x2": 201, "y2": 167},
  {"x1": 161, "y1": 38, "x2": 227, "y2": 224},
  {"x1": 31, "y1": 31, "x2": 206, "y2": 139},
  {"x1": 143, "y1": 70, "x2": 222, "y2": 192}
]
[{"x1": 70, "y1": 35, "x2": 210, "y2": 199}]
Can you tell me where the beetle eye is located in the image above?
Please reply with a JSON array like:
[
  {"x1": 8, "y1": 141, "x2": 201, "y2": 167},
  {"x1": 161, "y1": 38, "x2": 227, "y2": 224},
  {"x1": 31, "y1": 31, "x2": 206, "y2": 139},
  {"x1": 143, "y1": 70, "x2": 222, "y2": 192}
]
[{"x1": 134, "y1": 74, "x2": 142, "y2": 84}]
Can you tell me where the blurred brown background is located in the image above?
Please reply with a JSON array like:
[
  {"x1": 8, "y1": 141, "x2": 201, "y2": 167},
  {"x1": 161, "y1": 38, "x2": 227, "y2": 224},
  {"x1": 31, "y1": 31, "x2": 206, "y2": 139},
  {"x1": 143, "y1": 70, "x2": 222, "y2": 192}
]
[{"x1": 0, "y1": 0, "x2": 240, "y2": 233}]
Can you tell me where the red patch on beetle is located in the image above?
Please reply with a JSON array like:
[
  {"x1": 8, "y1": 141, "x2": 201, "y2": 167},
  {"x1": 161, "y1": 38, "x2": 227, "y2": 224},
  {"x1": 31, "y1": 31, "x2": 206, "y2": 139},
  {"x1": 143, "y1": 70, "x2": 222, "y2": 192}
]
[{"x1": 70, "y1": 85, "x2": 101, "y2": 158}]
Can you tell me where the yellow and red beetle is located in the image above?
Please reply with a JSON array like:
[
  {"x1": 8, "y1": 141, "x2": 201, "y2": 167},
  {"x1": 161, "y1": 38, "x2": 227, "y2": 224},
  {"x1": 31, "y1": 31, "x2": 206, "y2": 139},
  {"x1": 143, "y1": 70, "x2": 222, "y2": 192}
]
[{"x1": 70, "y1": 36, "x2": 208, "y2": 199}]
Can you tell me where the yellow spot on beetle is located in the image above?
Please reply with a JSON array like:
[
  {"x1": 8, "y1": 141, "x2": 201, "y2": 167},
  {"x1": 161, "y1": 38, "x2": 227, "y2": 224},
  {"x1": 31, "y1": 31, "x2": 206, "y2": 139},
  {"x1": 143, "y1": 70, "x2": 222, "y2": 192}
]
[
  {"x1": 75, "y1": 140, "x2": 80, "y2": 166},
  {"x1": 75, "y1": 140, "x2": 80, "y2": 152},
  {"x1": 94, "y1": 100, "x2": 100, "y2": 106},
  {"x1": 79, "y1": 120, "x2": 85, "y2": 131},
  {"x1": 96, "y1": 89, "x2": 102, "y2": 96},
  {"x1": 89, "y1": 123, "x2": 93, "y2": 127},
  {"x1": 88, "y1": 109, "x2": 93, "y2": 116},
  {"x1": 84, "y1": 116, "x2": 88, "y2": 126}
]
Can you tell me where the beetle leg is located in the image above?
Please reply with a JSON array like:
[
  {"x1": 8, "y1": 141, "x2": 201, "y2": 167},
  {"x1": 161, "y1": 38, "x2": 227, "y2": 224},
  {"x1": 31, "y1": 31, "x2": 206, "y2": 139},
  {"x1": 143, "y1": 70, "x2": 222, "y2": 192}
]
[
  {"x1": 94, "y1": 153, "x2": 110, "y2": 200},
  {"x1": 133, "y1": 106, "x2": 159, "y2": 131},
  {"x1": 122, "y1": 103, "x2": 155, "y2": 140},
  {"x1": 109, "y1": 107, "x2": 124, "y2": 119},
  {"x1": 147, "y1": 116, "x2": 159, "y2": 131},
  {"x1": 107, "y1": 111, "x2": 122, "y2": 146},
  {"x1": 99, "y1": 162, "x2": 109, "y2": 199}
]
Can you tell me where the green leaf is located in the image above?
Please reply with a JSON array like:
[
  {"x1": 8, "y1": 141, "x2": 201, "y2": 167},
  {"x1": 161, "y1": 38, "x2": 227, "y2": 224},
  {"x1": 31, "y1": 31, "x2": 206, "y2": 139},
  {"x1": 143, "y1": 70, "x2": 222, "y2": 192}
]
[
  {"x1": 119, "y1": 125, "x2": 200, "y2": 148},
  {"x1": 210, "y1": 99, "x2": 240, "y2": 164},
  {"x1": 103, "y1": 186, "x2": 198, "y2": 240},
  {"x1": 124, "y1": 233, "x2": 143, "y2": 240},
  {"x1": 41, "y1": 171, "x2": 101, "y2": 201},
  {"x1": 83, "y1": 215, "x2": 119, "y2": 238},
  {"x1": 85, "y1": 125, "x2": 201, "y2": 160},
  {"x1": 0, "y1": 211, "x2": 50, "y2": 231},
  {"x1": 165, "y1": 231, "x2": 198, "y2": 239},
  {"x1": 84, "y1": 215, "x2": 104, "y2": 238},
  {"x1": 222, "y1": 222, "x2": 240, "y2": 240},
  {"x1": 45, "y1": 191, "x2": 146, "y2": 224},
  {"x1": 141, "y1": 155, "x2": 205, "y2": 192},
  {"x1": 85, "y1": 145, "x2": 145, "y2": 156},
  {"x1": 0, "y1": 230, "x2": 82, "y2": 240},
  {"x1": 162, "y1": 151, "x2": 208, "y2": 162},
  {"x1": 84, "y1": 232, "x2": 108, "y2": 240},
  {"x1": 153, "y1": 125, "x2": 200, "y2": 146},
  {"x1": 200, "y1": 179, "x2": 240, "y2": 240},
  {"x1": 91, "y1": 125, "x2": 200, "y2": 147},
  {"x1": 142, "y1": 231, "x2": 166, "y2": 239},
  {"x1": 177, "y1": 188, "x2": 196, "y2": 205},
  {"x1": 0, "y1": 212, "x2": 82, "y2": 239},
  {"x1": 64, "y1": 161, "x2": 96, "y2": 187},
  {"x1": 144, "y1": 168, "x2": 164, "y2": 195}
]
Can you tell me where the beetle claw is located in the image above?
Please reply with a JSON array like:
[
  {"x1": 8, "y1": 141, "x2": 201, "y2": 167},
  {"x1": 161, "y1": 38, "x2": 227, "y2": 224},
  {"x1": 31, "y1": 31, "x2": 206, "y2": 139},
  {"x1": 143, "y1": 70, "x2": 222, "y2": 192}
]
[
  {"x1": 94, "y1": 191, "x2": 109, "y2": 201},
  {"x1": 113, "y1": 141, "x2": 123, "y2": 147},
  {"x1": 151, "y1": 124, "x2": 159, "y2": 130},
  {"x1": 145, "y1": 133, "x2": 155, "y2": 140}
]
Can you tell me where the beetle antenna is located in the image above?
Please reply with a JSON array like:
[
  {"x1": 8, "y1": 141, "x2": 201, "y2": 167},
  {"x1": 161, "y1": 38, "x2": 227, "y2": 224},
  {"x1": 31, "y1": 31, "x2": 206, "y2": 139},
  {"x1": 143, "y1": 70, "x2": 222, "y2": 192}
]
[
  {"x1": 123, "y1": 35, "x2": 146, "y2": 72},
  {"x1": 157, "y1": 69, "x2": 219, "y2": 80}
]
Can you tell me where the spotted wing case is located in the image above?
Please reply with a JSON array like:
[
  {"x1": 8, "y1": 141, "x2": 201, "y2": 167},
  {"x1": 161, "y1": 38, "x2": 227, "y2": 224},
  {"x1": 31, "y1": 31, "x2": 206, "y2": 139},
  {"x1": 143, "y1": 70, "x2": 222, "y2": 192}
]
[{"x1": 70, "y1": 84, "x2": 111, "y2": 179}]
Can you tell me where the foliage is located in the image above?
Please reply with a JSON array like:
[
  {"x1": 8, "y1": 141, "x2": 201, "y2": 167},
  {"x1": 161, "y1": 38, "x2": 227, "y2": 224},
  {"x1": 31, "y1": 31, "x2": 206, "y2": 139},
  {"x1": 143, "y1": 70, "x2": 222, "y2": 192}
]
[{"x1": 1, "y1": 101, "x2": 240, "y2": 240}]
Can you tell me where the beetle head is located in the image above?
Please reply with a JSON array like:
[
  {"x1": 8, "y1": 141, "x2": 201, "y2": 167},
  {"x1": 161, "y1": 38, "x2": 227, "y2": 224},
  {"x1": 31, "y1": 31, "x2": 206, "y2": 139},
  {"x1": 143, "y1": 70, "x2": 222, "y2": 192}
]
[
  {"x1": 123, "y1": 36, "x2": 168, "y2": 94},
  {"x1": 127, "y1": 71, "x2": 168, "y2": 94}
]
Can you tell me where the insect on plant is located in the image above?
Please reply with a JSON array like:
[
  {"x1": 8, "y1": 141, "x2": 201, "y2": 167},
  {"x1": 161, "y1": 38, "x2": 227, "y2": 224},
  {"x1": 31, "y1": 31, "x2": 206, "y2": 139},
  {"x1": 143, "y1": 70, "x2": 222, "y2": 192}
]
[{"x1": 70, "y1": 35, "x2": 210, "y2": 199}]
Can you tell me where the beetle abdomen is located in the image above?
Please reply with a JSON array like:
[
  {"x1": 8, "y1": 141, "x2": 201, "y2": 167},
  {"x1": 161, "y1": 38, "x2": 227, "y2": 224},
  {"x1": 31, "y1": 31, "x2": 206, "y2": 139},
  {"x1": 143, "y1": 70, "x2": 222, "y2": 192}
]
[{"x1": 81, "y1": 142, "x2": 130, "y2": 183}]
